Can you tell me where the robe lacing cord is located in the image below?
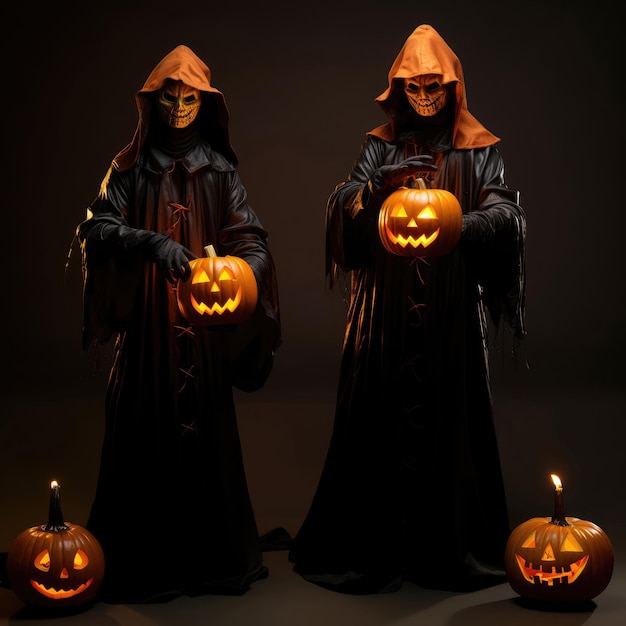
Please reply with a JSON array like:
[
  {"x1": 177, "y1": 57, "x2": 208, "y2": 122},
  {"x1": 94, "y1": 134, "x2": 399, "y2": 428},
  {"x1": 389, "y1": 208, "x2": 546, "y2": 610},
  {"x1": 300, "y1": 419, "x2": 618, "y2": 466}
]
[
  {"x1": 174, "y1": 324, "x2": 195, "y2": 338},
  {"x1": 178, "y1": 362, "x2": 197, "y2": 436},
  {"x1": 167, "y1": 198, "x2": 196, "y2": 435},
  {"x1": 178, "y1": 364, "x2": 195, "y2": 393},
  {"x1": 167, "y1": 200, "x2": 191, "y2": 236},
  {"x1": 168, "y1": 197, "x2": 200, "y2": 435}
]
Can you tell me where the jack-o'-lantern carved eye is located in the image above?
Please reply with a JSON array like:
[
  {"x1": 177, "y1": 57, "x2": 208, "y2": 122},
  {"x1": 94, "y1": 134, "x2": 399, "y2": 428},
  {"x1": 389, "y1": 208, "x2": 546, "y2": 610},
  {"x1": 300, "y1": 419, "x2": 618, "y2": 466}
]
[
  {"x1": 73, "y1": 549, "x2": 89, "y2": 570},
  {"x1": 218, "y1": 268, "x2": 234, "y2": 282},
  {"x1": 192, "y1": 269, "x2": 210, "y2": 285},
  {"x1": 34, "y1": 550, "x2": 51, "y2": 572},
  {"x1": 561, "y1": 534, "x2": 585, "y2": 552},
  {"x1": 417, "y1": 206, "x2": 437, "y2": 219}
]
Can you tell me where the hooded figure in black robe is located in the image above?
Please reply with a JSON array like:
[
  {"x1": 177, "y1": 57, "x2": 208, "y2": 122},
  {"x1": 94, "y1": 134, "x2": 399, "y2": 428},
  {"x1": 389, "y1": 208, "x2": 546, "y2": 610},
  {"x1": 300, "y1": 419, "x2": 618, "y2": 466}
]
[
  {"x1": 77, "y1": 45, "x2": 281, "y2": 603},
  {"x1": 289, "y1": 24, "x2": 526, "y2": 594}
]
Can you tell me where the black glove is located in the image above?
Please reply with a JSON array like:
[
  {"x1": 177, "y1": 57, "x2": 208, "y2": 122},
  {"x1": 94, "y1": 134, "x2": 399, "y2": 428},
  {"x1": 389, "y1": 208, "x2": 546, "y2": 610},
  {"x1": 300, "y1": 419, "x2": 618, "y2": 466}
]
[
  {"x1": 368, "y1": 155, "x2": 438, "y2": 201},
  {"x1": 149, "y1": 233, "x2": 196, "y2": 283}
]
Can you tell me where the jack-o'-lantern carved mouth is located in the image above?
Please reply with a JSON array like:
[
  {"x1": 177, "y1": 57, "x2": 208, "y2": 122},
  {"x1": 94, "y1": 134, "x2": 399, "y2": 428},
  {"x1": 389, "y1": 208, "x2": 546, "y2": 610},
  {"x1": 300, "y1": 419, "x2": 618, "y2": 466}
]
[
  {"x1": 385, "y1": 227, "x2": 440, "y2": 248},
  {"x1": 190, "y1": 290, "x2": 243, "y2": 314},
  {"x1": 514, "y1": 554, "x2": 589, "y2": 586},
  {"x1": 513, "y1": 528, "x2": 590, "y2": 586},
  {"x1": 30, "y1": 577, "x2": 94, "y2": 599}
]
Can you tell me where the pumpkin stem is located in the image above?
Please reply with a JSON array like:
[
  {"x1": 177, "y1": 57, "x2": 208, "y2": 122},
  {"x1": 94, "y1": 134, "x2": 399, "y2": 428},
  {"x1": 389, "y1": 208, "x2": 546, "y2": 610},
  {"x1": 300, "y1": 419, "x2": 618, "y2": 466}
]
[
  {"x1": 551, "y1": 485, "x2": 571, "y2": 526},
  {"x1": 43, "y1": 480, "x2": 70, "y2": 532},
  {"x1": 415, "y1": 177, "x2": 427, "y2": 190},
  {"x1": 204, "y1": 244, "x2": 217, "y2": 258}
]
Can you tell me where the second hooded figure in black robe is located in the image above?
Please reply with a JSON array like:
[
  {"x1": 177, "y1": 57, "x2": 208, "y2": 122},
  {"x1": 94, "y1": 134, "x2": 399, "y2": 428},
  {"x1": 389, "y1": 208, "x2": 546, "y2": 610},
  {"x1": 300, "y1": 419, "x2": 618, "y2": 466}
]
[{"x1": 290, "y1": 24, "x2": 526, "y2": 595}]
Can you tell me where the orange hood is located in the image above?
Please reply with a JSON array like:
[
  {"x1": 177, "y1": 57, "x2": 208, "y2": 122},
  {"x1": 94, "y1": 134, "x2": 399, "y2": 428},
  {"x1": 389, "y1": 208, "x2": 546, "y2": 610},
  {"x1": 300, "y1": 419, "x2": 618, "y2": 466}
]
[
  {"x1": 368, "y1": 25, "x2": 499, "y2": 149},
  {"x1": 114, "y1": 44, "x2": 237, "y2": 170}
]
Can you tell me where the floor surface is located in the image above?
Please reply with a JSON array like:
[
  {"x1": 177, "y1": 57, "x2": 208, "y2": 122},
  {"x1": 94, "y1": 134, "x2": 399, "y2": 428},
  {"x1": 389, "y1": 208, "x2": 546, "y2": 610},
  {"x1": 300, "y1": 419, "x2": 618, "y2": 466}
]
[
  {"x1": 1, "y1": 389, "x2": 625, "y2": 625},
  {"x1": 1, "y1": 533, "x2": 624, "y2": 626}
]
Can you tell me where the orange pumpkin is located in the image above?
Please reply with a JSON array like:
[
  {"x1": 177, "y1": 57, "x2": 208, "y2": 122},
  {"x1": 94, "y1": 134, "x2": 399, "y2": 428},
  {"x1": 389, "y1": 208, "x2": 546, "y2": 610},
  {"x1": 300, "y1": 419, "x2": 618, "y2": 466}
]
[
  {"x1": 177, "y1": 245, "x2": 258, "y2": 326},
  {"x1": 504, "y1": 476, "x2": 614, "y2": 602},
  {"x1": 377, "y1": 178, "x2": 462, "y2": 257},
  {"x1": 7, "y1": 481, "x2": 105, "y2": 608}
]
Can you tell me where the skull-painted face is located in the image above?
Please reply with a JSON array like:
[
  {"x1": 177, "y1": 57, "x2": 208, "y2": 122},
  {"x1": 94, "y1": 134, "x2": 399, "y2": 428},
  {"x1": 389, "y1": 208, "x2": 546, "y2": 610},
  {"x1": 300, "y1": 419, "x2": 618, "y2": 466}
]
[
  {"x1": 404, "y1": 74, "x2": 448, "y2": 117},
  {"x1": 157, "y1": 80, "x2": 201, "y2": 128}
]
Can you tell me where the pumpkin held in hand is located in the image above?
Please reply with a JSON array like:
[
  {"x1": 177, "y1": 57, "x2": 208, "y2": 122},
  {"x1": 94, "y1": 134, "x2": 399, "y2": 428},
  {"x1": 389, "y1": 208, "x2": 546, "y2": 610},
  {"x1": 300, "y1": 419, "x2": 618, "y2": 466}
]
[
  {"x1": 6, "y1": 481, "x2": 105, "y2": 607},
  {"x1": 177, "y1": 244, "x2": 258, "y2": 326},
  {"x1": 378, "y1": 178, "x2": 462, "y2": 257},
  {"x1": 504, "y1": 475, "x2": 614, "y2": 602}
]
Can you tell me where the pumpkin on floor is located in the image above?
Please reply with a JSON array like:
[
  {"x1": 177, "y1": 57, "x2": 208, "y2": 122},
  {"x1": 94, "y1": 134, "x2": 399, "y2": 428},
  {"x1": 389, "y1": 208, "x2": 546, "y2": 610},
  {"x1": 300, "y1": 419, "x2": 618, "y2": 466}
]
[
  {"x1": 504, "y1": 475, "x2": 613, "y2": 602},
  {"x1": 6, "y1": 481, "x2": 104, "y2": 608}
]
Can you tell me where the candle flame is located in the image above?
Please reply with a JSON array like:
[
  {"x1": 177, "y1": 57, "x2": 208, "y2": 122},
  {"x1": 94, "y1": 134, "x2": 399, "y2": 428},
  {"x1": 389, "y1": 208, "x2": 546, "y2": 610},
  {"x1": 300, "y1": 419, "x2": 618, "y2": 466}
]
[
  {"x1": 50, "y1": 480, "x2": 59, "y2": 489},
  {"x1": 551, "y1": 474, "x2": 562, "y2": 489}
]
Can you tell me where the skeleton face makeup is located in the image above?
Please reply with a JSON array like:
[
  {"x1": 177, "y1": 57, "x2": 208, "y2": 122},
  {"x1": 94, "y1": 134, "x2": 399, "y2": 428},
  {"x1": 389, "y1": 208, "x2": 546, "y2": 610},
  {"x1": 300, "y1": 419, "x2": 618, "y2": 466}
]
[
  {"x1": 404, "y1": 75, "x2": 448, "y2": 117},
  {"x1": 157, "y1": 80, "x2": 201, "y2": 128}
]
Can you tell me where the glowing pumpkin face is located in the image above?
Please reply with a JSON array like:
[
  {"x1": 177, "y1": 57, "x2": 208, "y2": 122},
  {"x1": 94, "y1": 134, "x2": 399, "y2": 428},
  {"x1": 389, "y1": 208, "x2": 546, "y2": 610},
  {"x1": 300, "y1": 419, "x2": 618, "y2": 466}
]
[
  {"x1": 7, "y1": 482, "x2": 105, "y2": 607},
  {"x1": 504, "y1": 516, "x2": 614, "y2": 602},
  {"x1": 177, "y1": 248, "x2": 258, "y2": 326},
  {"x1": 377, "y1": 179, "x2": 462, "y2": 257}
]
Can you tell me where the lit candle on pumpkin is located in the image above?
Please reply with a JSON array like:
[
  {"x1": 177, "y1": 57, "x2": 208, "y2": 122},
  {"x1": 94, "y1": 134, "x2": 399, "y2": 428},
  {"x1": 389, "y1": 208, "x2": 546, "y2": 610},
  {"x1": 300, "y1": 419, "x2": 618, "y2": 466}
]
[
  {"x1": 45, "y1": 480, "x2": 67, "y2": 532},
  {"x1": 550, "y1": 473, "x2": 568, "y2": 526}
]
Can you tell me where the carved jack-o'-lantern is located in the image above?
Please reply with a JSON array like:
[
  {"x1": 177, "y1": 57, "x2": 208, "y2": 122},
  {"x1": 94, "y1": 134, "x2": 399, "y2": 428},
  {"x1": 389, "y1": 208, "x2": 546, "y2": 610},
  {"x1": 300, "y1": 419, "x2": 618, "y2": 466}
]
[
  {"x1": 7, "y1": 481, "x2": 105, "y2": 607},
  {"x1": 177, "y1": 244, "x2": 258, "y2": 326},
  {"x1": 504, "y1": 475, "x2": 614, "y2": 602},
  {"x1": 378, "y1": 178, "x2": 462, "y2": 257}
]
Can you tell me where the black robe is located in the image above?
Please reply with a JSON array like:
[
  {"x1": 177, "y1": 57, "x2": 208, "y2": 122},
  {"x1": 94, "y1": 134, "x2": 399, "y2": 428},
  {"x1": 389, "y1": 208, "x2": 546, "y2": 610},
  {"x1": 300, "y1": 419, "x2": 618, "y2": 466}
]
[
  {"x1": 290, "y1": 24, "x2": 525, "y2": 595},
  {"x1": 77, "y1": 47, "x2": 280, "y2": 603},
  {"x1": 289, "y1": 132, "x2": 525, "y2": 594}
]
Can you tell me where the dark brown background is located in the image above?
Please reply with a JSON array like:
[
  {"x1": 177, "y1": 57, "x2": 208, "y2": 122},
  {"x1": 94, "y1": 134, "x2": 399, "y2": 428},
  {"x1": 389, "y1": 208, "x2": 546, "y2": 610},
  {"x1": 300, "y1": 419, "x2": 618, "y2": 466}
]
[{"x1": 1, "y1": 0, "x2": 624, "y2": 592}]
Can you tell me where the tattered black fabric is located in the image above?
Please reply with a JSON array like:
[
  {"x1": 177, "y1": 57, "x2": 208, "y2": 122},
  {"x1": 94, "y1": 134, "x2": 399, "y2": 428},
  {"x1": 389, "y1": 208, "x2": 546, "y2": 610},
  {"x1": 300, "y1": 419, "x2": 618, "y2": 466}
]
[
  {"x1": 289, "y1": 133, "x2": 525, "y2": 594},
  {"x1": 79, "y1": 136, "x2": 280, "y2": 602},
  {"x1": 77, "y1": 75, "x2": 280, "y2": 602}
]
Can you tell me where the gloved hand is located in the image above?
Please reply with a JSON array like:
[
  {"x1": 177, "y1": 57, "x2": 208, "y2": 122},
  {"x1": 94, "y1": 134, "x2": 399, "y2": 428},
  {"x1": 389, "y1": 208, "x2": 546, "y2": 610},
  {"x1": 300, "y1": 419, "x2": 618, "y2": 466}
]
[
  {"x1": 368, "y1": 155, "x2": 438, "y2": 201},
  {"x1": 149, "y1": 233, "x2": 196, "y2": 283}
]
